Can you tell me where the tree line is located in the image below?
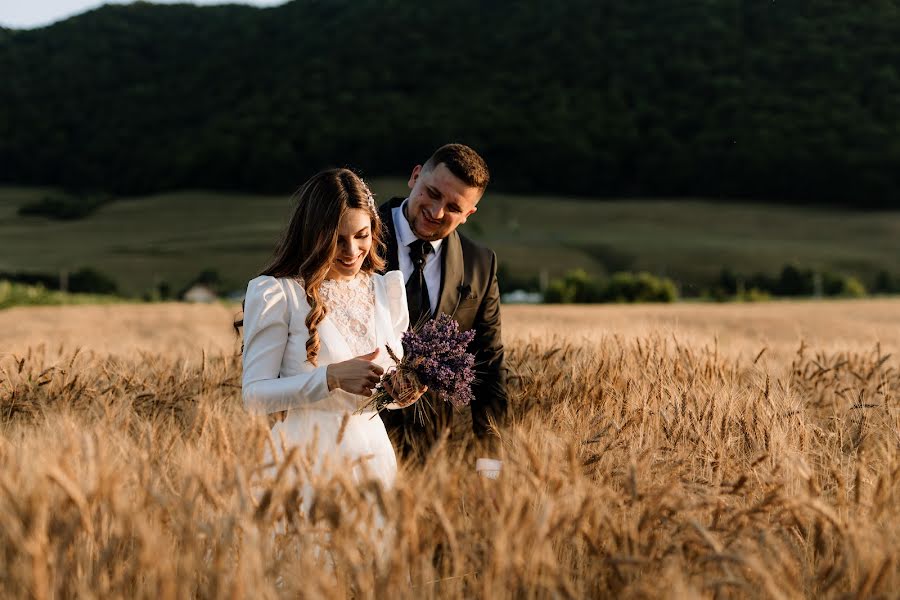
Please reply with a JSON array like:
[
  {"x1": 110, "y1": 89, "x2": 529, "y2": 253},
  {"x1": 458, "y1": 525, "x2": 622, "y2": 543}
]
[
  {"x1": 506, "y1": 264, "x2": 894, "y2": 305},
  {"x1": 1, "y1": 0, "x2": 898, "y2": 208}
]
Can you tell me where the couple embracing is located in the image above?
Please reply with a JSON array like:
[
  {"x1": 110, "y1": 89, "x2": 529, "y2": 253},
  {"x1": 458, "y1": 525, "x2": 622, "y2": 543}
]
[{"x1": 240, "y1": 143, "x2": 508, "y2": 503}]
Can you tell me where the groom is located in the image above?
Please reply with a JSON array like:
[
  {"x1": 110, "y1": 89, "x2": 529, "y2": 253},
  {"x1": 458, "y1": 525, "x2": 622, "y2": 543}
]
[{"x1": 378, "y1": 143, "x2": 508, "y2": 474}]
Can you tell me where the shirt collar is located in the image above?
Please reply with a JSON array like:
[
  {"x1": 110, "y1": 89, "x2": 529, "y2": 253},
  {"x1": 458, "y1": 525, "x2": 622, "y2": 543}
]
[{"x1": 396, "y1": 198, "x2": 443, "y2": 253}]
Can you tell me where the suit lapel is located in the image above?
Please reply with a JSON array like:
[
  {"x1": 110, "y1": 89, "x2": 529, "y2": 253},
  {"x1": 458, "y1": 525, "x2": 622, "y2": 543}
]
[
  {"x1": 378, "y1": 198, "x2": 403, "y2": 272},
  {"x1": 436, "y1": 231, "x2": 463, "y2": 317}
]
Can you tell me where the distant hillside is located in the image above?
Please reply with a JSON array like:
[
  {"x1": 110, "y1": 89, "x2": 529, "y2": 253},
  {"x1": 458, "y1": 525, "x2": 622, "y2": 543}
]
[
  {"x1": 2, "y1": 184, "x2": 897, "y2": 296},
  {"x1": 1, "y1": 0, "x2": 898, "y2": 207}
]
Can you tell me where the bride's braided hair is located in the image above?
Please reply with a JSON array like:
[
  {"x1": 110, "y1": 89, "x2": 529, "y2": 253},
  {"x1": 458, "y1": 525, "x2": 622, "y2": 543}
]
[{"x1": 242, "y1": 168, "x2": 385, "y2": 365}]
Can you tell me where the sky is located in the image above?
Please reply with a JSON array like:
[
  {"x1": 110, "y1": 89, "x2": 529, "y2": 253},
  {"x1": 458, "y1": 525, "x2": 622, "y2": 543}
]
[{"x1": 0, "y1": 0, "x2": 287, "y2": 29}]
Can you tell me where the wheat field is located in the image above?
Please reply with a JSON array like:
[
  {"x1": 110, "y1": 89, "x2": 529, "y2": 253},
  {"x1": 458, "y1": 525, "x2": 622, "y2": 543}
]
[{"x1": 1, "y1": 300, "x2": 898, "y2": 599}]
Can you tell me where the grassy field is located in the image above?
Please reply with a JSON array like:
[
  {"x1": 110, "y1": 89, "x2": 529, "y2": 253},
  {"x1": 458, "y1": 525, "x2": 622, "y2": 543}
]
[
  {"x1": 0, "y1": 301, "x2": 897, "y2": 597},
  {"x1": 1, "y1": 184, "x2": 898, "y2": 296},
  {"x1": 0, "y1": 280, "x2": 132, "y2": 310}
]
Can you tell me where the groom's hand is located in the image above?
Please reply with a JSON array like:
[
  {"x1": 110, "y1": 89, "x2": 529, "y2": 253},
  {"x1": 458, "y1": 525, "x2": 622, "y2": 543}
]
[
  {"x1": 326, "y1": 349, "x2": 384, "y2": 396},
  {"x1": 382, "y1": 369, "x2": 428, "y2": 408},
  {"x1": 474, "y1": 434, "x2": 502, "y2": 478},
  {"x1": 475, "y1": 458, "x2": 502, "y2": 480}
]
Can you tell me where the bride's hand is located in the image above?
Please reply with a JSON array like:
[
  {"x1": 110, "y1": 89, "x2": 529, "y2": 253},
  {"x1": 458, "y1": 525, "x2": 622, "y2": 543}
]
[
  {"x1": 326, "y1": 349, "x2": 384, "y2": 396},
  {"x1": 382, "y1": 369, "x2": 428, "y2": 408}
]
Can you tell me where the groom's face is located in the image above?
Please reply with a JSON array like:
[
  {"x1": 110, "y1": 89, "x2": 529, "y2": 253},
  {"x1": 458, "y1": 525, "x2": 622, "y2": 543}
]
[{"x1": 405, "y1": 163, "x2": 481, "y2": 242}]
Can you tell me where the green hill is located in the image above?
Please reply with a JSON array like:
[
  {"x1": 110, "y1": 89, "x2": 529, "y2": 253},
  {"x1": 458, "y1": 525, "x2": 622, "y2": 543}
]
[
  {"x1": 1, "y1": 184, "x2": 897, "y2": 297},
  {"x1": 1, "y1": 0, "x2": 899, "y2": 207}
]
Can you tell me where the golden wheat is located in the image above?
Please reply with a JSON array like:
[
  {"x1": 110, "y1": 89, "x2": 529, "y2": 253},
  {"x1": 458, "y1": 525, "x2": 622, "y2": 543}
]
[{"x1": 0, "y1": 301, "x2": 898, "y2": 598}]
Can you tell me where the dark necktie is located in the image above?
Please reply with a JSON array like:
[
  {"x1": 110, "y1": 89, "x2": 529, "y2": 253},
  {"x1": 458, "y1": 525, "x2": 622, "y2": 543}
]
[{"x1": 406, "y1": 239, "x2": 434, "y2": 325}]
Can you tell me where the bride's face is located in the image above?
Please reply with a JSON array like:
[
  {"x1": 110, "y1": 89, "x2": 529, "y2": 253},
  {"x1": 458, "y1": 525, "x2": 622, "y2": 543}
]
[{"x1": 325, "y1": 208, "x2": 373, "y2": 281}]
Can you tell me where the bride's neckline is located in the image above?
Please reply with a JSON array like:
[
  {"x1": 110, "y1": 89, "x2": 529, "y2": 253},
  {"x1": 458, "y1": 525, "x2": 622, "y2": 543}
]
[{"x1": 321, "y1": 272, "x2": 371, "y2": 286}]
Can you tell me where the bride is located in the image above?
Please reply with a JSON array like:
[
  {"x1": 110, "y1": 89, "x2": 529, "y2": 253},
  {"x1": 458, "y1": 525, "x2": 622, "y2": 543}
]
[{"x1": 241, "y1": 168, "x2": 425, "y2": 509}]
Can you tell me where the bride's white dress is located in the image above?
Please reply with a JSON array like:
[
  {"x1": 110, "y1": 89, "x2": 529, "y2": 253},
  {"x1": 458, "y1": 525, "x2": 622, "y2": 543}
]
[{"x1": 241, "y1": 271, "x2": 408, "y2": 508}]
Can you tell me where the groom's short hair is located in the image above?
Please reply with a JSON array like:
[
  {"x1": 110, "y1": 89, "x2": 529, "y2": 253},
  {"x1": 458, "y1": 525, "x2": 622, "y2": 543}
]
[{"x1": 423, "y1": 143, "x2": 490, "y2": 190}]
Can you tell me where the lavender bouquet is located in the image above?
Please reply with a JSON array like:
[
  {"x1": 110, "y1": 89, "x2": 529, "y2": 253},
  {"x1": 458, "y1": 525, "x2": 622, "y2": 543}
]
[{"x1": 363, "y1": 313, "x2": 476, "y2": 414}]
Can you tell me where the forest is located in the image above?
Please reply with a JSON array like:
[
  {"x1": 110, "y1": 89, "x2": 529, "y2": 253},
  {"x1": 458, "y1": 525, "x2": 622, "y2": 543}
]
[{"x1": 1, "y1": 0, "x2": 898, "y2": 207}]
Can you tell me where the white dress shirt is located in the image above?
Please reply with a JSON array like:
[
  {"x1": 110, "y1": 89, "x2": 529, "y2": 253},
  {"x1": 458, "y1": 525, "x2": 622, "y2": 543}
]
[{"x1": 392, "y1": 199, "x2": 443, "y2": 313}]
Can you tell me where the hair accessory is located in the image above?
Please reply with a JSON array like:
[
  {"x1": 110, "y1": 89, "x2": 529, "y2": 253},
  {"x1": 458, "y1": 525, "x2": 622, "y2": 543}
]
[
  {"x1": 358, "y1": 177, "x2": 378, "y2": 220},
  {"x1": 362, "y1": 182, "x2": 378, "y2": 218}
]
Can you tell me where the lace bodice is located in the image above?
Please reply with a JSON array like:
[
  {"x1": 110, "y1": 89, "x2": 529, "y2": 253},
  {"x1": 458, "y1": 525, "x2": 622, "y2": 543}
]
[
  {"x1": 242, "y1": 271, "x2": 408, "y2": 415},
  {"x1": 319, "y1": 273, "x2": 377, "y2": 356}
]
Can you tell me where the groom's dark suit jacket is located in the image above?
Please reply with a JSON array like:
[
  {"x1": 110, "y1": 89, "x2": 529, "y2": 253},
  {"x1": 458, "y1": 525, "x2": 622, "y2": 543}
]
[{"x1": 378, "y1": 198, "x2": 508, "y2": 449}]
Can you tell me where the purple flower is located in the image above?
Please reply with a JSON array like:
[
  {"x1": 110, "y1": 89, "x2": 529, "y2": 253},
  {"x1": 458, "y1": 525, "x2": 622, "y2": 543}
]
[
  {"x1": 363, "y1": 313, "x2": 477, "y2": 413},
  {"x1": 400, "y1": 313, "x2": 476, "y2": 407}
]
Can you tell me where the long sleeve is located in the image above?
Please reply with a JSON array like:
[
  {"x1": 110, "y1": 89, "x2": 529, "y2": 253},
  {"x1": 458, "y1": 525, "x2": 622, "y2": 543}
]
[
  {"x1": 469, "y1": 251, "x2": 509, "y2": 440},
  {"x1": 241, "y1": 276, "x2": 331, "y2": 415}
]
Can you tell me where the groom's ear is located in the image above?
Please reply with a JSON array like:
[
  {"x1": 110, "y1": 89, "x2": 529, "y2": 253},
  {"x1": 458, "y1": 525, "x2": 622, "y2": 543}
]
[
  {"x1": 461, "y1": 206, "x2": 478, "y2": 223},
  {"x1": 407, "y1": 165, "x2": 423, "y2": 190}
]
